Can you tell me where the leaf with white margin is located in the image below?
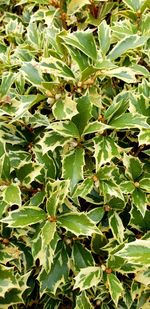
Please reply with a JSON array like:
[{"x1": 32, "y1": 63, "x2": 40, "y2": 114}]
[
  {"x1": 109, "y1": 113, "x2": 150, "y2": 129},
  {"x1": 67, "y1": 0, "x2": 90, "y2": 15},
  {"x1": 108, "y1": 35, "x2": 148, "y2": 60},
  {"x1": 3, "y1": 184, "x2": 21, "y2": 206},
  {"x1": 39, "y1": 131, "x2": 69, "y2": 154},
  {"x1": 98, "y1": 20, "x2": 111, "y2": 55},
  {"x1": 107, "y1": 273, "x2": 123, "y2": 306},
  {"x1": 74, "y1": 266, "x2": 102, "y2": 291},
  {"x1": 138, "y1": 128, "x2": 150, "y2": 146},
  {"x1": 52, "y1": 96, "x2": 78, "y2": 120},
  {"x1": 0, "y1": 265, "x2": 20, "y2": 297},
  {"x1": 57, "y1": 212, "x2": 100, "y2": 236},
  {"x1": 123, "y1": 0, "x2": 145, "y2": 12},
  {"x1": 115, "y1": 239, "x2": 150, "y2": 265},
  {"x1": 63, "y1": 31, "x2": 97, "y2": 60},
  {"x1": 46, "y1": 179, "x2": 70, "y2": 216},
  {"x1": 109, "y1": 212, "x2": 124, "y2": 243},
  {"x1": 75, "y1": 291, "x2": 94, "y2": 309},
  {"x1": 83, "y1": 121, "x2": 109, "y2": 135},
  {"x1": 50, "y1": 121, "x2": 80, "y2": 138},
  {"x1": 62, "y1": 148, "x2": 85, "y2": 192},
  {"x1": 94, "y1": 136, "x2": 120, "y2": 171},
  {"x1": 1, "y1": 206, "x2": 46, "y2": 227}
]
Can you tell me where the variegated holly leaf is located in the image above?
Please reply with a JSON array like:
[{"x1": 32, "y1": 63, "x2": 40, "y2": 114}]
[
  {"x1": 109, "y1": 212, "x2": 124, "y2": 243},
  {"x1": 52, "y1": 96, "x2": 78, "y2": 120},
  {"x1": 72, "y1": 241, "x2": 94, "y2": 271},
  {"x1": 58, "y1": 212, "x2": 100, "y2": 236},
  {"x1": 67, "y1": 0, "x2": 90, "y2": 15},
  {"x1": 1, "y1": 207, "x2": 46, "y2": 227},
  {"x1": 107, "y1": 273, "x2": 123, "y2": 306},
  {"x1": 94, "y1": 136, "x2": 120, "y2": 171},
  {"x1": 39, "y1": 131, "x2": 69, "y2": 154},
  {"x1": 98, "y1": 20, "x2": 111, "y2": 55},
  {"x1": 2, "y1": 184, "x2": 21, "y2": 206},
  {"x1": 46, "y1": 179, "x2": 70, "y2": 216},
  {"x1": 39, "y1": 244, "x2": 69, "y2": 294},
  {"x1": 115, "y1": 239, "x2": 150, "y2": 265},
  {"x1": 74, "y1": 266, "x2": 102, "y2": 291},
  {"x1": 63, "y1": 31, "x2": 97, "y2": 60},
  {"x1": 62, "y1": 148, "x2": 85, "y2": 192},
  {"x1": 75, "y1": 291, "x2": 94, "y2": 309}
]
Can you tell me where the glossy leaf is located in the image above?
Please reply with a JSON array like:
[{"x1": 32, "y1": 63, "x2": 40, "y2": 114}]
[
  {"x1": 108, "y1": 35, "x2": 148, "y2": 60},
  {"x1": 3, "y1": 184, "x2": 21, "y2": 206},
  {"x1": 74, "y1": 266, "x2": 102, "y2": 291},
  {"x1": 115, "y1": 239, "x2": 150, "y2": 265},
  {"x1": 107, "y1": 273, "x2": 123, "y2": 306},
  {"x1": 64, "y1": 31, "x2": 97, "y2": 60},
  {"x1": 1, "y1": 207, "x2": 46, "y2": 227},
  {"x1": 62, "y1": 148, "x2": 85, "y2": 191},
  {"x1": 58, "y1": 212, "x2": 100, "y2": 236}
]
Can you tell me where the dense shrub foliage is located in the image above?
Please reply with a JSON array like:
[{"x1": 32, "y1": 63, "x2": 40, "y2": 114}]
[{"x1": 0, "y1": 0, "x2": 150, "y2": 308}]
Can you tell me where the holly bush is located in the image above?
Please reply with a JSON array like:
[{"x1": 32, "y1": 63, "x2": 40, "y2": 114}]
[{"x1": 0, "y1": 0, "x2": 150, "y2": 308}]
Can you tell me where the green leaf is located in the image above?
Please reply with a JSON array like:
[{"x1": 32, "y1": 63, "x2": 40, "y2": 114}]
[
  {"x1": 50, "y1": 121, "x2": 80, "y2": 138},
  {"x1": 72, "y1": 178, "x2": 93, "y2": 198},
  {"x1": 130, "y1": 206, "x2": 150, "y2": 232},
  {"x1": 39, "y1": 244, "x2": 69, "y2": 294},
  {"x1": 0, "y1": 72, "x2": 15, "y2": 99},
  {"x1": 115, "y1": 239, "x2": 150, "y2": 265},
  {"x1": 74, "y1": 266, "x2": 102, "y2": 291},
  {"x1": 75, "y1": 291, "x2": 94, "y2": 309},
  {"x1": 32, "y1": 229, "x2": 59, "y2": 273},
  {"x1": 132, "y1": 188, "x2": 147, "y2": 217},
  {"x1": 94, "y1": 136, "x2": 120, "y2": 171},
  {"x1": 138, "y1": 129, "x2": 150, "y2": 146},
  {"x1": 107, "y1": 273, "x2": 123, "y2": 306},
  {"x1": 73, "y1": 94, "x2": 92, "y2": 135},
  {"x1": 41, "y1": 221, "x2": 56, "y2": 246},
  {"x1": 63, "y1": 31, "x2": 97, "y2": 60},
  {"x1": 87, "y1": 207, "x2": 104, "y2": 224},
  {"x1": 58, "y1": 212, "x2": 100, "y2": 236},
  {"x1": 3, "y1": 184, "x2": 21, "y2": 206},
  {"x1": 0, "y1": 201, "x2": 8, "y2": 219},
  {"x1": 105, "y1": 95, "x2": 129, "y2": 123},
  {"x1": 123, "y1": 0, "x2": 145, "y2": 12},
  {"x1": 0, "y1": 265, "x2": 19, "y2": 298},
  {"x1": 120, "y1": 181, "x2": 135, "y2": 193},
  {"x1": 67, "y1": 0, "x2": 90, "y2": 15},
  {"x1": 52, "y1": 96, "x2": 78, "y2": 120},
  {"x1": 46, "y1": 180, "x2": 70, "y2": 216},
  {"x1": 14, "y1": 94, "x2": 45, "y2": 120},
  {"x1": 135, "y1": 269, "x2": 150, "y2": 286},
  {"x1": 98, "y1": 20, "x2": 111, "y2": 55},
  {"x1": 41, "y1": 56, "x2": 75, "y2": 80},
  {"x1": 1, "y1": 206, "x2": 46, "y2": 227},
  {"x1": 100, "y1": 179, "x2": 124, "y2": 201},
  {"x1": 109, "y1": 113, "x2": 150, "y2": 129},
  {"x1": 21, "y1": 62, "x2": 43, "y2": 85},
  {"x1": 0, "y1": 154, "x2": 10, "y2": 181},
  {"x1": 109, "y1": 212, "x2": 124, "y2": 243},
  {"x1": 72, "y1": 241, "x2": 94, "y2": 271},
  {"x1": 39, "y1": 131, "x2": 69, "y2": 154},
  {"x1": 83, "y1": 121, "x2": 109, "y2": 135},
  {"x1": 62, "y1": 148, "x2": 85, "y2": 191},
  {"x1": 106, "y1": 67, "x2": 137, "y2": 83},
  {"x1": 139, "y1": 178, "x2": 150, "y2": 191},
  {"x1": 108, "y1": 35, "x2": 148, "y2": 61},
  {"x1": 123, "y1": 155, "x2": 143, "y2": 180}
]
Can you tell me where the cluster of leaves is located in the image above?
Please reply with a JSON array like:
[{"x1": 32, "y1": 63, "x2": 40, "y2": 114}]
[{"x1": 0, "y1": 0, "x2": 150, "y2": 308}]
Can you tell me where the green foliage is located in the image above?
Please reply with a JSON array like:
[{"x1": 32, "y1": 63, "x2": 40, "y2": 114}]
[{"x1": 0, "y1": 0, "x2": 150, "y2": 308}]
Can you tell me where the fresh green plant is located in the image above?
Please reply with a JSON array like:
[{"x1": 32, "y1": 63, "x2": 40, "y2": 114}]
[{"x1": 0, "y1": 0, "x2": 150, "y2": 308}]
